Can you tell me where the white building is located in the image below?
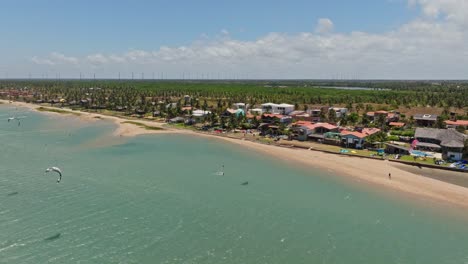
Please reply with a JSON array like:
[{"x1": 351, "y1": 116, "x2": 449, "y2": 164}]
[
  {"x1": 250, "y1": 108, "x2": 263, "y2": 115},
  {"x1": 330, "y1": 107, "x2": 348, "y2": 118},
  {"x1": 234, "y1": 103, "x2": 249, "y2": 110},
  {"x1": 261, "y1": 103, "x2": 295, "y2": 115},
  {"x1": 192, "y1": 110, "x2": 211, "y2": 117}
]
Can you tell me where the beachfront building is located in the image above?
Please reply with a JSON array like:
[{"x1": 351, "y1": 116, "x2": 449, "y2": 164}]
[
  {"x1": 445, "y1": 120, "x2": 468, "y2": 130},
  {"x1": 290, "y1": 121, "x2": 338, "y2": 141},
  {"x1": 308, "y1": 123, "x2": 339, "y2": 142},
  {"x1": 413, "y1": 114, "x2": 438, "y2": 127},
  {"x1": 340, "y1": 131, "x2": 367, "y2": 149},
  {"x1": 414, "y1": 128, "x2": 467, "y2": 161},
  {"x1": 291, "y1": 121, "x2": 316, "y2": 141},
  {"x1": 261, "y1": 103, "x2": 295, "y2": 115},
  {"x1": 168, "y1": 117, "x2": 185, "y2": 123}
]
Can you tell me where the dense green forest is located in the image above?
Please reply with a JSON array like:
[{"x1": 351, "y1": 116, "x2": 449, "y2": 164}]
[{"x1": 1, "y1": 80, "x2": 467, "y2": 111}]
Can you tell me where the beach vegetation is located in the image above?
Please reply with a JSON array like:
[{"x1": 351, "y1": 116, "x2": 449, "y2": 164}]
[
  {"x1": 37, "y1": 106, "x2": 81, "y2": 116},
  {"x1": 121, "y1": 121, "x2": 164, "y2": 130}
]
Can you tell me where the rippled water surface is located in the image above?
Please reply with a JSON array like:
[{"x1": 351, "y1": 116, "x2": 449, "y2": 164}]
[{"x1": 1, "y1": 105, "x2": 468, "y2": 264}]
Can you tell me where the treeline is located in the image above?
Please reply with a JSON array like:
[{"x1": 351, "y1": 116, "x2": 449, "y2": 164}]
[{"x1": 1, "y1": 80, "x2": 467, "y2": 109}]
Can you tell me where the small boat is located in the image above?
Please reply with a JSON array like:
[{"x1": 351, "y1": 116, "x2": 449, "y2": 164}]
[{"x1": 241, "y1": 181, "x2": 249, "y2": 186}]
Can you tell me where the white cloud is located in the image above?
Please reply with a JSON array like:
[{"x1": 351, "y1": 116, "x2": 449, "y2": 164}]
[
  {"x1": 315, "y1": 18, "x2": 334, "y2": 34},
  {"x1": 86, "y1": 53, "x2": 108, "y2": 65},
  {"x1": 31, "y1": 52, "x2": 77, "y2": 65},
  {"x1": 31, "y1": 56, "x2": 55, "y2": 65},
  {"x1": 28, "y1": 1, "x2": 468, "y2": 79}
]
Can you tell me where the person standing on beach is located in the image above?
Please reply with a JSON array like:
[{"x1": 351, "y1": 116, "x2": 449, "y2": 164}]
[{"x1": 388, "y1": 173, "x2": 391, "y2": 180}]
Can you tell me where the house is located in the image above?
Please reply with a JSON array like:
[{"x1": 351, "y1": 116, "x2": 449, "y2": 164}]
[
  {"x1": 413, "y1": 114, "x2": 438, "y2": 127},
  {"x1": 307, "y1": 106, "x2": 329, "y2": 122},
  {"x1": 290, "y1": 121, "x2": 339, "y2": 141},
  {"x1": 340, "y1": 131, "x2": 367, "y2": 149},
  {"x1": 233, "y1": 103, "x2": 249, "y2": 110},
  {"x1": 184, "y1": 95, "x2": 191, "y2": 105},
  {"x1": 361, "y1": 128, "x2": 381, "y2": 136},
  {"x1": 223, "y1": 108, "x2": 245, "y2": 117},
  {"x1": 445, "y1": 120, "x2": 468, "y2": 129},
  {"x1": 289, "y1": 111, "x2": 313, "y2": 122},
  {"x1": 261, "y1": 103, "x2": 295, "y2": 115},
  {"x1": 262, "y1": 114, "x2": 292, "y2": 124},
  {"x1": 181, "y1": 106, "x2": 193, "y2": 113},
  {"x1": 366, "y1": 111, "x2": 400, "y2": 123},
  {"x1": 166, "y1": 102, "x2": 178, "y2": 109},
  {"x1": 192, "y1": 110, "x2": 211, "y2": 118},
  {"x1": 414, "y1": 128, "x2": 467, "y2": 161},
  {"x1": 385, "y1": 143, "x2": 411, "y2": 155},
  {"x1": 330, "y1": 107, "x2": 348, "y2": 118},
  {"x1": 308, "y1": 123, "x2": 339, "y2": 141},
  {"x1": 250, "y1": 108, "x2": 263, "y2": 115},
  {"x1": 389, "y1": 122, "x2": 405, "y2": 128},
  {"x1": 291, "y1": 121, "x2": 316, "y2": 141},
  {"x1": 168, "y1": 117, "x2": 185, "y2": 123}
]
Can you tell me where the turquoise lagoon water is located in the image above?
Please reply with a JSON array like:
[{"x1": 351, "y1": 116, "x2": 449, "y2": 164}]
[{"x1": 1, "y1": 105, "x2": 468, "y2": 264}]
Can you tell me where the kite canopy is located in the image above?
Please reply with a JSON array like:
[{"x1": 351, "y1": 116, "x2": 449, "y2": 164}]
[{"x1": 45, "y1": 167, "x2": 62, "y2": 183}]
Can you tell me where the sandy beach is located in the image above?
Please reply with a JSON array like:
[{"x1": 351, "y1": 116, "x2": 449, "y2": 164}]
[{"x1": 2, "y1": 99, "x2": 468, "y2": 209}]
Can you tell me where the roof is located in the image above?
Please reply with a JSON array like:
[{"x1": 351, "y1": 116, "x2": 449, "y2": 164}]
[
  {"x1": 288, "y1": 110, "x2": 306, "y2": 116},
  {"x1": 261, "y1": 103, "x2": 277, "y2": 107},
  {"x1": 341, "y1": 130, "x2": 367, "y2": 139},
  {"x1": 415, "y1": 128, "x2": 467, "y2": 148},
  {"x1": 192, "y1": 110, "x2": 211, "y2": 117},
  {"x1": 225, "y1": 108, "x2": 238, "y2": 114},
  {"x1": 263, "y1": 113, "x2": 284, "y2": 118},
  {"x1": 445, "y1": 120, "x2": 468, "y2": 126},
  {"x1": 314, "y1": 123, "x2": 338, "y2": 130},
  {"x1": 170, "y1": 117, "x2": 185, "y2": 121},
  {"x1": 413, "y1": 114, "x2": 438, "y2": 121},
  {"x1": 308, "y1": 134, "x2": 325, "y2": 139},
  {"x1": 362, "y1": 128, "x2": 381, "y2": 136},
  {"x1": 375, "y1": 110, "x2": 388, "y2": 114},
  {"x1": 416, "y1": 142, "x2": 442, "y2": 149},
  {"x1": 234, "y1": 103, "x2": 245, "y2": 106},
  {"x1": 278, "y1": 103, "x2": 294, "y2": 107},
  {"x1": 385, "y1": 143, "x2": 411, "y2": 152},
  {"x1": 293, "y1": 122, "x2": 337, "y2": 131},
  {"x1": 366, "y1": 112, "x2": 375, "y2": 116},
  {"x1": 389, "y1": 122, "x2": 405, "y2": 127}
]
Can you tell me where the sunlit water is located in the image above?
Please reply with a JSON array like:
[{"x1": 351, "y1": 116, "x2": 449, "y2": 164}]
[{"x1": 1, "y1": 105, "x2": 468, "y2": 264}]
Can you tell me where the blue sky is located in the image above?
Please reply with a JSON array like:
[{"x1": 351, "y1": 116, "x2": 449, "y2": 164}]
[{"x1": 1, "y1": 0, "x2": 467, "y2": 79}]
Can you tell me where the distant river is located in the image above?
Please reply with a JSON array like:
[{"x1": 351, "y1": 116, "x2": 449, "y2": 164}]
[
  {"x1": 318, "y1": 86, "x2": 389, "y2": 91},
  {"x1": 0, "y1": 105, "x2": 467, "y2": 264}
]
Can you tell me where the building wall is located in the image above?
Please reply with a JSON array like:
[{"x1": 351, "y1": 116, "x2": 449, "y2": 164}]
[{"x1": 446, "y1": 151, "x2": 463, "y2": 161}]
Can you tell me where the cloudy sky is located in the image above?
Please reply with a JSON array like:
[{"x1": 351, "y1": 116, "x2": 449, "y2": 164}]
[{"x1": 1, "y1": 0, "x2": 467, "y2": 79}]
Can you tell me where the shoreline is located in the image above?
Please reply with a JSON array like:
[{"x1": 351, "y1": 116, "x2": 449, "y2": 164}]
[{"x1": 2, "y1": 100, "x2": 468, "y2": 210}]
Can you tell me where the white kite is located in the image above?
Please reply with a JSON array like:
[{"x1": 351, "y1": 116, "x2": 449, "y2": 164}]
[{"x1": 45, "y1": 167, "x2": 63, "y2": 183}]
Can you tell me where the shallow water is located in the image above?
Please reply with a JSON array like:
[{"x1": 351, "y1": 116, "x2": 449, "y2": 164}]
[{"x1": 1, "y1": 105, "x2": 468, "y2": 264}]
